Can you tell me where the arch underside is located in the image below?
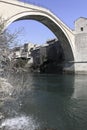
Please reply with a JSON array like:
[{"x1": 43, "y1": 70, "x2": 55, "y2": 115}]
[
  {"x1": 8, "y1": 14, "x2": 74, "y2": 72},
  {"x1": 14, "y1": 15, "x2": 74, "y2": 62}
]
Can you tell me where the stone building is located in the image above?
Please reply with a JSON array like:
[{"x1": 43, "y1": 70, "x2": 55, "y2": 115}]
[
  {"x1": 31, "y1": 46, "x2": 41, "y2": 69},
  {"x1": 74, "y1": 17, "x2": 87, "y2": 71},
  {"x1": 40, "y1": 39, "x2": 64, "y2": 73},
  {"x1": 39, "y1": 44, "x2": 48, "y2": 65},
  {"x1": 75, "y1": 17, "x2": 87, "y2": 33},
  {"x1": 11, "y1": 47, "x2": 21, "y2": 59},
  {"x1": 21, "y1": 43, "x2": 35, "y2": 58},
  {"x1": 31, "y1": 39, "x2": 64, "y2": 73}
]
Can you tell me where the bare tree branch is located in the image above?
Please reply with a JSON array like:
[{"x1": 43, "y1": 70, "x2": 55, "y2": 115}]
[{"x1": 0, "y1": 16, "x2": 24, "y2": 73}]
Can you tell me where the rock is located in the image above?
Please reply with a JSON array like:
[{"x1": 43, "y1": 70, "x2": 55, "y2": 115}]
[{"x1": 0, "y1": 112, "x2": 4, "y2": 120}]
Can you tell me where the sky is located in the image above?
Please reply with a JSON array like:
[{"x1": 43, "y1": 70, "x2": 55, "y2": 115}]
[{"x1": 8, "y1": 0, "x2": 87, "y2": 45}]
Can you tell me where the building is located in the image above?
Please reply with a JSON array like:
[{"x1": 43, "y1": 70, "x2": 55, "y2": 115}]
[
  {"x1": 39, "y1": 44, "x2": 48, "y2": 64},
  {"x1": 75, "y1": 17, "x2": 87, "y2": 33},
  {"x1": 30, "y1": 38, "x2": 64, "y2": 73},
  {"x1": 31, "y1": 46, "x2": 41, "y2": 68},
  {"x1": 9, "y1": 39, "x2": 64, "y2": 73},
  {"x1": 10, "y1": 46, "x2": 21, "y2": 59},
  {"x1": 46, "y1": 39, "x2": 64, "y2": 63},
  {"x1": 21, "y1": 43, "x2": 35, "y2": 58},
  {"x1": 40, "y1": 39, "x2": 64, "y2": 73},
  {"x1": 9, "y1": 42, "x2": 36, "y2": 59},
  {"x1": 74, "y1": 17, "x2": 87, "y2": 66}
]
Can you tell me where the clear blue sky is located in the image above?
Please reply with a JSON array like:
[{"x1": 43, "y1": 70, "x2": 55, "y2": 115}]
[{"x1": 8, "y1": 0, "x2": 87, "y2": 45}]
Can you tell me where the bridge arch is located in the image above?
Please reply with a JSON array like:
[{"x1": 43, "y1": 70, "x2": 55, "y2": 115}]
[
  {"x1": 7, "y1": 11, "x2": 75, "y2": 62},
  {"x1": 0, "y1": 0, "x2": 75, "y2": 71}
]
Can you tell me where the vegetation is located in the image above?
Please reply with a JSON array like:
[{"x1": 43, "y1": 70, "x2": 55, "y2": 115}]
[{"x1": 0, "y1": 17, "x2": 23, "y2": 75}]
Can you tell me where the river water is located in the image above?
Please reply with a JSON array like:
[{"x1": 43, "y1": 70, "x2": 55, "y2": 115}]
[{"x1": 0, "y1": 72, "x2": 87, "y2": 130}]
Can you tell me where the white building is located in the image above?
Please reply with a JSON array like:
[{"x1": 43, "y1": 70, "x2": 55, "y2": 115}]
[{"x1": 21, "y1": 43, "x2": 36, "y2": 58}]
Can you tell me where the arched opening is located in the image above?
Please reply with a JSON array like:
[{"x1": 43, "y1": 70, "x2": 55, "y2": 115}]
[
  {"x1": 8, "y1": 20, "x2": 57, "y2": 45},
  {"x1": 7, "y1": 13, "x2": 74, "y2": 73}
]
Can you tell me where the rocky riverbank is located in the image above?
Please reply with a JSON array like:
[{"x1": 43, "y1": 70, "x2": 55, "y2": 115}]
[
  {"x1": 0, "y1": 76, "x2": 14, "y2": 121},
  {"x1": 0, "y1": 74, "x2": 58, "y2": 130},
  {"x1": 0, "y1": 77, "x2": 13, "y2": 99}
]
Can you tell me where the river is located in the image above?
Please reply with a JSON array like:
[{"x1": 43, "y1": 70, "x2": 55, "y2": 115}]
[{"x1": 0, "y1": 72, "x2": 87, "y2": 130}]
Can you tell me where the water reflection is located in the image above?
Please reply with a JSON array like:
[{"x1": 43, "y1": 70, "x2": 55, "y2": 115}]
[
  {"x1": 1, "y1": 73, "x2": 87, "y2": 130},
  {"x1": 18, "y1": 73, "x2": 75, "y2": 130},
  {"x1": 31, "y1": 74, "x2": 74, "y2": 97}
]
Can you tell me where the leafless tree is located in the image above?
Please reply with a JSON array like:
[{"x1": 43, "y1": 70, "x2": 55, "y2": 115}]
[{"x1": 0, "y1": 17, "x2": 23, "y2": 74}]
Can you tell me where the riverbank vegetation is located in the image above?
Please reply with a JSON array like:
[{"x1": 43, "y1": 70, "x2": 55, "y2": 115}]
[
  {"x1": 0, "y1": 17, "x2": 24, "y2": 75},
  {"x1": 0, "y1": 17, "x2": 25, "y2": 121}
]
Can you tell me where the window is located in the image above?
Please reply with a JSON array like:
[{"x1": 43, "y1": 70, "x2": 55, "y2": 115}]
[{"x1": 81, "y1": 27, "x2": 83, "y2": 31}]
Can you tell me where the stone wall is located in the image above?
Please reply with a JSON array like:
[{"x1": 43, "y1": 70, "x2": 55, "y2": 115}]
[{"x1": 74, "y1": 18, "x2": 87, "y2": 73}]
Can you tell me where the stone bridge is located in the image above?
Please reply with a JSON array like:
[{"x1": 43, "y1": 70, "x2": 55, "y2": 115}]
[{"x1": 0, "y1": 0, "x2": 87, "y2": 73}]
